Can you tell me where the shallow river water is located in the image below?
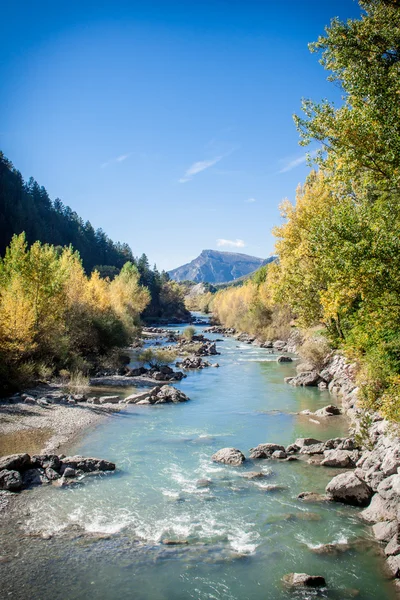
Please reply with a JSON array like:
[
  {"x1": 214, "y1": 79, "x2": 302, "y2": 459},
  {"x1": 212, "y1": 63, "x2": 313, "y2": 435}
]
[{"x1": 1, "y1": 320, "x2": 395, "y2": 599}]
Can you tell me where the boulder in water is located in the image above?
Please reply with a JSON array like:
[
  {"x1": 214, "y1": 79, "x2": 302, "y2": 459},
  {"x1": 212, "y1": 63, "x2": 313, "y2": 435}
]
[
  {"x1": 211, "y1": 448, "x2": 245, "y2": 466},
  {"x1": 282, "y1": 573, "x2": 326, "y2": 588},
  {"x1": 326, "y1": 472, "x2": 372, "y2": 506},
  {"x1": 249, "y1": 443, "x2": 285, "y2": 459}
]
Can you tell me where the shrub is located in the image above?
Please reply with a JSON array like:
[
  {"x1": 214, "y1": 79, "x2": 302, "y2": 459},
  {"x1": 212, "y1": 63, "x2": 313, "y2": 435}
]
[
  {"x1": 298, "y1": 335, "x2": 331, "y2": 371},
  {"x1": 66, "y1": 371, "x2": 90, "y2": 395},
  {"x1": 182, "y1": 326, "x2": 196, "y2": 341}
]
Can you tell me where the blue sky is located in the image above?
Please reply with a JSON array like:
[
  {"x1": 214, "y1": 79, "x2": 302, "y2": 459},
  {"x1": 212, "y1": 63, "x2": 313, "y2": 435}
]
[{"x1": 0, "y1": 0, "x2": 360, "y2": 271}]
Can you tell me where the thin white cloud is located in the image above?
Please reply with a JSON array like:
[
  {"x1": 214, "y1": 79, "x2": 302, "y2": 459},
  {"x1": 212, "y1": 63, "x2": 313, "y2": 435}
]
[
  {"x1": 179, "y1": 156, "x2": 223, "y2": 183},
  {"x1": 245, "y1": 197, "x2": 256, "y2": 203},
  {"x1": 217, "y1": 238, "x2": 246, "y2": 248},
  {"x1": 101, "y1": 153, "x2": 131, "y2": 169},
  {"x1": 278, "y1": 151, "x2": 317, "y2": 174}
]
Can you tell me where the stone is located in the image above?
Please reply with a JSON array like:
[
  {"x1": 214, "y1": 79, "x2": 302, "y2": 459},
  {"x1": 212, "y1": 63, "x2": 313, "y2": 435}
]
[
  {"x1": 381, "y1": 448, "x2": 400, "y2": 477},
  {"x1": 87, "y1": 397, "x2": 100, "y2": 405},
  {"x1": 318, "y1": 381, "x2": 328, "y2": 390},
  {"x1": 211, "y1": 448, "x2": 245, "y2": 466},
  {"x1": 196, "y1": 479, "x2": 212, "y2": 487},
  {"x1": 249, "y1": 443, "x2": 286, "y2": 459},
  {"x1": 273, "y1": 340, "x2": 287, "y2": 351},
  {"x1": 124, "y1": 389, "x2": 157, "y2": 404},
  {"x1": 298, "y1": 491, "x2": 330, "y2": 503},
  {"x1": 45, "y1": 467, "x2": 60, "y2": 481},
  {"x1": 162, "y1": 539, "x2": 188, "y2": 545},
  {"x1": 0, "y1": 453, "x2": 30, "y2": 472},
  {"x1": 61, "y1": 456, "x2": 116, "y2": 473},
  {"x1": 372, "y1": 521, "x2": 398, "y2": 542},
  {"x1": 22, "y1": 468, "x2": 49, "y2": 487},
  {"x1": 386, "y1": 555, "x2": 400, "y2": 578},
  {"x1": 241, "y1": 471, "x2": 265, "y2": 479},
  {"x1": 31, "y1": 454, "x2": 61, "y2": 471},
  {"x1": 326, "y1": 472, "x2": 372, "y2": 506},
  {"x1": 321, "y1": 449, "x2": 360, "y2": 468},
  {"x1": 155, "y1": 385, "x2": 189, "y2": 403},
  {"x1": 360, "y1": 493, "x2": 398, "y2": 523},
  {"x1": 63, "y1": 467, "x2": 76, "y2": 478},
  {"x1": 282, "y1": 573, "x2": 326, "y2": 588},
  {"x1": 271, "y1": 450, "x2": 287, "y2": 459},
  {"x1": 0, "y1": 469, "x2": 23, "y2": 491},
  {"x1": 385, "y1": 532, "x2": 400, "y2": 556},
  {"x1": 309, "y1": 542, "x2": 350, "y2": 555},
  {"x1": 285, "y1": 444, "x2": 299, "y2": 455},
  {"x1": 300, "y1": 443, "x2": 326, "y2": 455},
  {"x1": 295, "y1": 438, "x2": 322, "y2": 448},
  {"x1": 262, "y1": 484, "x2": 287, "y2": 492},
  {"x1": 98, "y1": 396, "x2": 120, "y2": 404},
  {"x1": 277, "y1": 356, "x2": 292, "y2": 363},
  {"x1": 314, "y1": 405, "x2": 341, "y2": 417},
  {"x1": 288, "y1": 371, "x2": 321, "y2": 387}
]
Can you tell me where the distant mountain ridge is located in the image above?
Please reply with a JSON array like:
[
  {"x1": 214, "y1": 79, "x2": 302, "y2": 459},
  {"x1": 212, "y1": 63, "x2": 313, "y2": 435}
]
[{"x1": 168, "y1": 249, "x2": 273, "y2": 283}]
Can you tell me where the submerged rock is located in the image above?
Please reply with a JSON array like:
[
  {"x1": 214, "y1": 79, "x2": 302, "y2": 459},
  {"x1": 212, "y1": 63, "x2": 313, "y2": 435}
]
[
  {"x1": 282, "y1": 573, "x2": 326, "y2": 588},
  {"x1": 211, "y1": 448, "x2": 245, "y2": 466},
  {"x1": 240, "y1": 471, "x2": 265, "y2": 479},
  {"x1": 298, "y1": 491, "x2": 330, "y2": 503}
]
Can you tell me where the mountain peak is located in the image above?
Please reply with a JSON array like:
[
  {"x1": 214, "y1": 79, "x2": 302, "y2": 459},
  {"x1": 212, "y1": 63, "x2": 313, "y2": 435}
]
[{"x1": 168, "y1": 249, "x2": 272, "y2": 283}]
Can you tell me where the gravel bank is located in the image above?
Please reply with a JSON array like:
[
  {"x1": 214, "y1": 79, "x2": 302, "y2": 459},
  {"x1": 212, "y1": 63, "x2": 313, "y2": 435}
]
[{"x1": 0, "y1": 401, "x2": 122, "y2": 456}]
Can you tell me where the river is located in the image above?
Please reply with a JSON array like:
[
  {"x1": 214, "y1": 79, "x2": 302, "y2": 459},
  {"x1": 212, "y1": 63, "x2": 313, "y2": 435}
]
[{"x1": 0, "y1": 318, "x2": 394, "y2": 599}]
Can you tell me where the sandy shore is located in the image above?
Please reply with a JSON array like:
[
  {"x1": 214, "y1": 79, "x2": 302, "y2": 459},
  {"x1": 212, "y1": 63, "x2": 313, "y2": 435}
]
[{"x1": 0, "y1": 401, "x2": 122, "y2": 456}]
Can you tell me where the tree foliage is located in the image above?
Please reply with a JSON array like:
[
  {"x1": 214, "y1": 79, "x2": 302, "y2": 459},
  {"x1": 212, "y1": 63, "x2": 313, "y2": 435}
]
[{"x1": 0, "y1": 234, "x2": 150, "y2": 392}]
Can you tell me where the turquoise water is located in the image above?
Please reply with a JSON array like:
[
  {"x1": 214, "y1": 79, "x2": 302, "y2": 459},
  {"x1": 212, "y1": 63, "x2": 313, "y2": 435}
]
[{"x1": 1, "y1": 321, "x2": 394, "y2": 599}]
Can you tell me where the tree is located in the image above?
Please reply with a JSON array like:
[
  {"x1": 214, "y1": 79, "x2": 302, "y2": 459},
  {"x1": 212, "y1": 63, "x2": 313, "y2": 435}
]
[{"x1": 294, "y1": 0, "x2": 400, "y2": 192}]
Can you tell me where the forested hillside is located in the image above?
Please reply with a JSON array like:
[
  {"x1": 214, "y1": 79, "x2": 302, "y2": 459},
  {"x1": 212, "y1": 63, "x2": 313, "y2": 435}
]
[
  {"x1": 0, "y1": 152, "x2": 134, "y2": 273},
  {"x1": 210, "y1": 0, "x2": 400, "y2": 421}
]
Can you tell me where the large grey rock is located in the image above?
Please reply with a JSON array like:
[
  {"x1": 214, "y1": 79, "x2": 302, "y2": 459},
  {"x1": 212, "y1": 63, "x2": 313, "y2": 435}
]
[
  {"x1": 300, "y1": 443, "x2": 326, "y2": 455},
  {"x1": 0, "y1": 453, "x2": 30, "y2": 472},
  {"x1": 321, "y1": 449, "x2": 360, "y2": 468},
  {"x1": 381, "y1": 448, "x2": 400, "y2": 477},
  {"x1": 385, "y1": 532, "x2": 400, "y2": 556},
  {"x1": 360, "y1": 492, "x2": 398, "y2": 523},
  {"x1": 326, "y1": 472, "x2": 372, "y2": 506},
  {"x1": 99, "y1": 395, "x2": 120, "y2": 404},
  {"x1": 386, "y1": 555, "x2": 400, "y2": 578},
  {"x1": 295, "y1": 438, "x2": 322, "y2": 448},
  {"x1": 211, "y1": 448, "x2": 245, "y2": 466},
  {"x1": 249, "y1": 443, "x2": 286, "y2": 459},
  {"x1": 282, "y1": 573, "x2": 326, "y2": 588},
  {"x1": 61, "y1": 456, "x2": 116, "y2": 473},
  {"x1": 154, "y1": 385, "x2": 189, "y2": 403},
  {"x1": 124, "y1": 389, "x2": 156, "y2": 404},
  {"x1": 372, "y1": 521, "x2": 398, "y2": 542},
  {"x1": 0, "y1": 469, "x2": 23, "y2": 491},
  {"x1": 277, "y1": 356, "x2": 292, "y2": 363},
  {"x1": 288, "y1": 371, "x2": 321, "y2": 387}
]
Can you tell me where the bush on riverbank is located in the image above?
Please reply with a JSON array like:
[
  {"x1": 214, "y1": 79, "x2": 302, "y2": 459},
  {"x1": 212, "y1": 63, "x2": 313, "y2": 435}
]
[{"x1": 0, "y1": 233, "x2": 150, "y2": 393}]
